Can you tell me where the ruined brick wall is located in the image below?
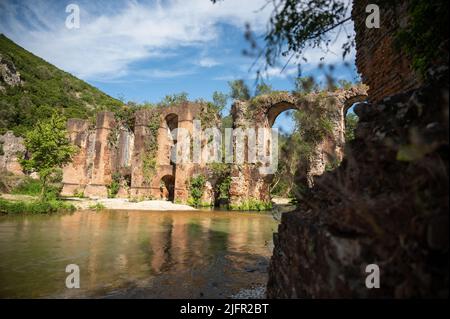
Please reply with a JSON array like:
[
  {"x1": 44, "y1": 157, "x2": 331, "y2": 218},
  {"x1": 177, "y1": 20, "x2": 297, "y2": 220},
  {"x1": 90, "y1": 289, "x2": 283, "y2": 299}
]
[
  {"x1": 228, "y1": 87, "x2": 367, "y2": 207},
  {"x1": 267, "y1": 69, "x2": 449, "y2": 298},
  {"x1": 129, "y1": 103, "x2": 204, "y2": 202},
  {"x1": 352, "y1": 0, "x2": 421, "y2": 103},
  {"x1": 60, "y1": 119, "x2": 95, "y2": 196},
  {"x1": 61, "y1": 112, "x2": 135, "y2": 198},
  {"x1": 61, "y1": 89, "x2": 366, "y2": 204},
  {"x1": 63, "y1": 103, "x2": 214, "y2": 202}
]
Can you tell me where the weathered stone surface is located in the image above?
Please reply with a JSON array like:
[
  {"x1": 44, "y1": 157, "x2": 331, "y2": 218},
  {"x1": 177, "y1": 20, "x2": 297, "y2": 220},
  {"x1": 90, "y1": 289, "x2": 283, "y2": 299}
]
[
  {"x1": 267, "y1": 68, "x2": 449, "y2": 298},
  {"x1": 60, "y1": 89, "x2": 368, "y2": 205},
  {"x1": 129, "y1": 103, "x2": 203, "y2": 202},
  {"x1": 228, "y1": 87, "x2": 368, "y2": 206},
  {"x1": 61, "y1": 112, "x2": 136, "y2": 199},
  {"x1": 63, "y1": 103, "x2": 217, "y2": 203},
  {"x1": 61, "y1": 119, "x2": 95, "y2": 196}
]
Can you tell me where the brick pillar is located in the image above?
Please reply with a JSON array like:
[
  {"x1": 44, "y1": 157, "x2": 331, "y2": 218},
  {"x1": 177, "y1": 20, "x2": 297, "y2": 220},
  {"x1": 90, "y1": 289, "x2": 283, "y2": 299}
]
[
  {"x1": 130, "y1": 109, "x2": 158, "y2": 198},
  {"x1": 84, "y1": 112, "x2": 115, "y2": 198},
  {"x1": 61, "y1": 119, "x2": 93, "y2": 196},
  {"x1": 173, "y1": 115, "x2": 195, "y2": 203}
]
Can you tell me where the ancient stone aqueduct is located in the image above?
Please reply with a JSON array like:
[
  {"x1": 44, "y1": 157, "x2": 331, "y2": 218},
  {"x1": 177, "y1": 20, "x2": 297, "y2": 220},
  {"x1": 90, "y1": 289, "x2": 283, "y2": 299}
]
[{"x1": 59, "y1": 86, "x2": 367, "y2": 206}]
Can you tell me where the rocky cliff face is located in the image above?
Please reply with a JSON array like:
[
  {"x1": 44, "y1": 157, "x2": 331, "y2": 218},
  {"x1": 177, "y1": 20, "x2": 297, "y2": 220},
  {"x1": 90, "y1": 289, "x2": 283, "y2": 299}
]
[
  {"x1": 0, "y1": 53, "x2": 22, "y2": 92},
  {"x1": 0, "y1": 131, "x2": 25, "y2": 176},
  {"x1": 267, "y1": 68, "x2": 449, "y2": 298}
]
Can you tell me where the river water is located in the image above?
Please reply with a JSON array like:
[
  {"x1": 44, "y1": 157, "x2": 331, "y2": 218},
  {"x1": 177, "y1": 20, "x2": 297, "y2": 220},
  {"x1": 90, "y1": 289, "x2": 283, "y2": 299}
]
[{"x1": 0, "y1": 210, "x2": 278, "y2": 298}]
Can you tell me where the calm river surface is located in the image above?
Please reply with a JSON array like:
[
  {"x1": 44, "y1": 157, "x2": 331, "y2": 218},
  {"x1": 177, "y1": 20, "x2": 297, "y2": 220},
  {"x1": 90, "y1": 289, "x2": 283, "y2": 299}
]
[{"x1": 0, "y1": 210, "x2": 278, "y2": 298}]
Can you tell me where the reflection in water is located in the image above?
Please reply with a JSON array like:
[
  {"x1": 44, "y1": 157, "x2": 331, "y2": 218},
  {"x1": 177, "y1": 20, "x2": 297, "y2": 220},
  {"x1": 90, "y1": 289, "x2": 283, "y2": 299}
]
[{"x1": 0, "y1": 210, "x2": 277, "y2": 298}]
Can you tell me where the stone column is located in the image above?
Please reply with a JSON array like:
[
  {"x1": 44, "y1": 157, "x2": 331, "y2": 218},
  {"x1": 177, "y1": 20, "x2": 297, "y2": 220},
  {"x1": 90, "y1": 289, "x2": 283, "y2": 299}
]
[
  {"x1": 61, "y1": 119, "x2": 93, "y2": 196},
  {"x1": 173, "y1": 110, "x2": 196, "y2": 203},
  {"x1": 130, "y1": 109, "x2": 158, "y2": 198},
  {"x1": 84, "y1": 112, "x2": 115, "y2": 198}
]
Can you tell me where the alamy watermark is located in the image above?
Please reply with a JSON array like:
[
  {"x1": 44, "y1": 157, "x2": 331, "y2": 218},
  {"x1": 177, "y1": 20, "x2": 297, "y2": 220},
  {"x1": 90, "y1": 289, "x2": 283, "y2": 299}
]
[
  {"x1": 65, "y1": 4, "x2": 80, "y2": 29},
  {"x1": 165, "y1": 120, "x2": 279, "y2": 175},
  {"x1": 366, "y1": 4, "x2": 380, "y2": 29},
  {"x1": 365, "y1": 264, "x2": 380, "y2": 289},
  {"x1": 65, "y1": 264, "x2": 80, "y2": 289}
]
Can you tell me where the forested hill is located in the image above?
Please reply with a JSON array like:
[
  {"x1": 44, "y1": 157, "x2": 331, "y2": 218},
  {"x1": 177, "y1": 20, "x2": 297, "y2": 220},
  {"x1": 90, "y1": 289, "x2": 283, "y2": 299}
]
[{"x1": 0, "y1": 34, "x2": 122, "y2": 136}]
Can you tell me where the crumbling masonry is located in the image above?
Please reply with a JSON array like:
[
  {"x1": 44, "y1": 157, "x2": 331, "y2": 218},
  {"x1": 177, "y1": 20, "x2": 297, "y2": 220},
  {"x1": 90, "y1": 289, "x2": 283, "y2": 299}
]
[{"x1": 59, "y1": 87, "x2": 367, "y2": 206}]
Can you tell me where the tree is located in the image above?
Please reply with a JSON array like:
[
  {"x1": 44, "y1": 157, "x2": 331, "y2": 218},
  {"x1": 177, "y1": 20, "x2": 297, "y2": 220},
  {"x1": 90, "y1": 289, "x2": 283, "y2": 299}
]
[
  {"x1": 217, "y1": 0, "x2": 354, "y2": 74},
  {"x1": 255, "y1": 82, "x2": 273, "y2": 96},
  {"x1": 344, "y1": 112, "x2": 358, "y2": 142},
  {"x1": 228, "y1": 80, "x2": 251, "y2": 101},
  {"x1": 338, "y1": 79, "x2": 353, "y2": 90},
  {"x1": 294, "y1": 76, "x2": 319, "y2": 94},
  {"x1": 212, "y1": 91, "x2": 228, "y2": 113},
  {"x1": 20, "y1": 113, "x2": 77, "y2": 200},
  {"x1": 160, "y1": 92, "x2": 189, "y2": 106},
  {"x1": 214, "y1": 0, "x2": 448, "y2": 78}
]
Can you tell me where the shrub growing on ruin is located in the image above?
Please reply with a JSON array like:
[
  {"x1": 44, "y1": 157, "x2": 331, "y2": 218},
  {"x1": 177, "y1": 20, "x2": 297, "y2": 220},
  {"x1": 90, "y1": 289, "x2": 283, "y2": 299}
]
[
  {"x1": 188, "y1": 175, "x2": 206, "y2": 207},
  {"x1": 107, "y1": 173, "x2": 121, "y2": 198}
]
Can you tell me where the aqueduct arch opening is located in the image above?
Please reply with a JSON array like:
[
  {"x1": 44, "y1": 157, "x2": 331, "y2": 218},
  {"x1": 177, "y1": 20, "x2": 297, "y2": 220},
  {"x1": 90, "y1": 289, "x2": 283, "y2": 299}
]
[
  {"x1": 160, "y1": 174, "x2": 175, "y2": 201},
  {"x1": 266, "y1": 102, "x2": 302, "y2": 198},
  {"x1": 266, "y1": 101, "x2": 298, "y2": 127}
]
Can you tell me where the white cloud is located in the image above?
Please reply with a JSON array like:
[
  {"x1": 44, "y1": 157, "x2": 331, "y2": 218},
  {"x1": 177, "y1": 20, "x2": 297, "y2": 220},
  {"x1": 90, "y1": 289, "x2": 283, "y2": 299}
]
[
  {"x1": 212, "y1": 74, "x2": 238, "y2": 81},
  {"x1": 260, "y1": 65, "x2": 298, "y2": 79},
  {"x1": 0, "y1": 0, "x2": 272, "y2": 80},
  {"x1": 198, "y1": 57, "x2": 220, "y2": 68},
  {"x1": 134, "y1": 68, "x2": 195, "y2": 79}
]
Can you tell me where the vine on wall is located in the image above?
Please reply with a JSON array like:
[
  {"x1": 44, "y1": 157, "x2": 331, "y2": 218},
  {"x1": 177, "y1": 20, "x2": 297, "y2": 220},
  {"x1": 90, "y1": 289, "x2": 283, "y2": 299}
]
[
  {"x1": 142, "y1": 110, "x2": 161, "y2": 184},
  {"x1": 394, "y1": 0, "x2": 448, "y2": 76}
]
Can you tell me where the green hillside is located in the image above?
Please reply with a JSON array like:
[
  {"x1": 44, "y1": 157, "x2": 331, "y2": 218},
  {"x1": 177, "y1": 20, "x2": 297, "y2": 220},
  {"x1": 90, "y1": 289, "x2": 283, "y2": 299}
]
[{"x1": 0, "y1": 34, "x2": 122, "y2": 136}]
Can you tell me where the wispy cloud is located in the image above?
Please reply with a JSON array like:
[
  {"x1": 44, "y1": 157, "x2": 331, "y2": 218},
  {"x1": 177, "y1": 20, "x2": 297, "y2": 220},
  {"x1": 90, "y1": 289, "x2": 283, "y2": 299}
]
[
  {"x1": 212, "y1": 74, "x2": 238, "y2": 81},
  {"x1": 198, "y1": 57, "x2": 221, "y2": 68},
  {"x1": 134, "y1": 68, "x2": 196, "y2": 79},
  {"x1": 0, "y1": 0, "x2": 272, "y2": 80}
]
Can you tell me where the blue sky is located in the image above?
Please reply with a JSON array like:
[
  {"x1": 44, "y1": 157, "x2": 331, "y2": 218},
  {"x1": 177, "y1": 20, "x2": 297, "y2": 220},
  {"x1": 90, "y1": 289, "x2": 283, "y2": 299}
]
[{"x1": 0, "y1": 0, "x2": 358, "y2": 132}]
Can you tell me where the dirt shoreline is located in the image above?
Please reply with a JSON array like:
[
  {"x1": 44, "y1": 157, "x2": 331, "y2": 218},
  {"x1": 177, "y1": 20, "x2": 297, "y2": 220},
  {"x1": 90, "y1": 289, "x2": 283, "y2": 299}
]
[
  {"x1": 0, "y1": 193, "x2": 197, "y2": 211},
  {"x1": 67, "y1": 197, "x2": 198, "y2": 211},
  {"x1": 1, "y1": 193, "x2": 295, "y2": 212}
]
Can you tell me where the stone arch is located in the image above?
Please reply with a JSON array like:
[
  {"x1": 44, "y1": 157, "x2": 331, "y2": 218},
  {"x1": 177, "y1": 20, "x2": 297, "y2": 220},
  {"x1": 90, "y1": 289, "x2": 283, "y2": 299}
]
[
  {"x1": 228, "y1": 86, "x2": 369, "y2": 207},
  {"x1": 160, "y1": 174, "x2": 175, "y2": 202},
  {"x1": 266, "y1": 101, "x2": 298, "y2": 127},
  {"x1": 164, "y1": 113, "x2": 179, "y2": 133},
  {"x1": 343, "y1": 94, "x2": 369, "y2": 116},
  {"x1": 343, "y1": 95, "x2": 369, "y2": 138}
]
